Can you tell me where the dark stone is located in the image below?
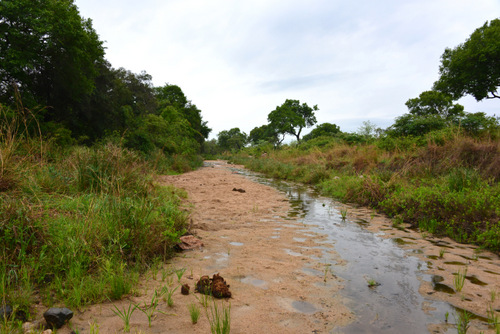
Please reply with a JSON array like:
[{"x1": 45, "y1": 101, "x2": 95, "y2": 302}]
[
  {"x1": 232, "y1": 188, "x2": 245, "y2": 193},
  {"x1": 0, "y1": 305, "x2": 13, "y2": 320},
  {"x1": 181, "y1": 284, "x2": 190, "y2": 295},
  {"x1": 43, "y1": 307, "x2": 73, "y2": 329}
]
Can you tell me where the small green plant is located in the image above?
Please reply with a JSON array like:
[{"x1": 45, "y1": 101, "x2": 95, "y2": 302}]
[
  {"x1": 453, "y1": 267, "x2": 468, "y2": 292},
  {"x1": 136, "y1": 289, "x2": 163, "y2": 327},
  {"x1": 340, "y1": 207, "x2": 348, "y2": 220},
  {"x1": 445, "y1": 311, "x2": 449, "y2": 323},
  {"x1": 175, "y1": 268, "x2": 187, "y2": 283},
  {"x1": 161, "y1": 284, "x2": 179, "y2": 307},
  {"x1": 439, "y1": 248, "x2": 445, "y2": 258},
  {"x1": 111, "y1": 303, "x2": 137, "y2": 333},
  {"x1": 487, "y1": 303, "x2": 499, "y2": 327},
  {"x1": 195, "y1": 291, "x2": 212, "y2": 309},
  {"x1": 491, "y1": 290, "x2": 497, "y2": 303},
  {"x1": 455, "y1": 310, "x2": 471, "y2": 334},
  {"x1": 367, "y1": 278, "x2": 379, "y2": 288},
  {"x1": 188, "y1": 302, "x2": 201, "y2": 324},
  {"x1": 207, "y1": 300, "x2": 231, "y2": 334},
  {"x1": 89, "y1": 320, "x2": 100, "y2": 334}
]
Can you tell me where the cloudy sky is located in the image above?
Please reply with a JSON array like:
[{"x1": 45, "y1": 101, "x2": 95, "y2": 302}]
[{"x1": 75, "y1": 0, "x2": 500, "y2": 139}]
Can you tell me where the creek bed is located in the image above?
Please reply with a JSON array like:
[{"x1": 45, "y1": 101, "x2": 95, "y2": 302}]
[{"x1": 230, "y1": 165, "x2": 498, "y2": 333}]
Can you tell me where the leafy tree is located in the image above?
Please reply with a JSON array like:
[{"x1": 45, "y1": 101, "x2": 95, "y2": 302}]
[
  {"x1": 389, "y1": 91, "x2": 464, "y2": 136},
  {"x1": 303, "y1": 122, "x2": 340, "y2": 141},
  {"x1": 267, "y1": 99, "x2": 318, "y2": 143},
  {"x1": 217, "y1": 128, "x2": 247, "y2": 151},
  {"x1": 155, "y1": 84, "x2": 211, "y2": 145},
  {"x1": 460, "y1": 112, "x2": 499, "y2": 136},
  {"x1": 434, "y1": 19, "x2": 500, "y2": 100},
  {"x1": 0, "y1": 0, "x2": 105, "y2": 131},
  {"x1": 248, "y1": 124, "x2": 278, "y2": 145}
]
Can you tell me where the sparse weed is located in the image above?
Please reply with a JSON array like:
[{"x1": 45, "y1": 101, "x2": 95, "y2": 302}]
[
  {"x1": 207, "y1": 300, "x2": 231, "y2": 334},
  {"x1": 453, "y1": 267, "x2": 467, "y2": 292},
  {"x1": 367, "y1": 278, "x2": 379, "y2": 288},
  {"x1": 340, "y1": 207, "x2": 348, "y2": 220},
  {"x1": 136, "y1": 290, "x2": 162, "y2": 327},
  {"x1": 89, "y1": 320, "x2": 100, "y2": 334},
  {"x1": 188, "y1": 303, "x2": 201, "y2": 324},
  {"x1": 161, "y1": 284, "x2": 179, "y2": 307},
  {"x1": 111, "y1": 303, "x2": 137, "y2": 333},
  {"x1": 175, "y1": 268, "x2": 187, "y2": 283},
  {"x1": 455, "y1": 310, "x2": 471, "y2": 334},
  {"x1": 439, "y1": 248, "x2": 445, "y2": 258},
  {"x1": 487, "y1": 303, "x2": 499, "y2": 327}
]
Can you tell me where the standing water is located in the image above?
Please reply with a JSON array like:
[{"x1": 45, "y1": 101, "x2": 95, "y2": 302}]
[{"x1": 235, "y1": 167, "x2": 458, "y2": 333}]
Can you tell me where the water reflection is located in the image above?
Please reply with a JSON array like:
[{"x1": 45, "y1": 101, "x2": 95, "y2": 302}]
[{"x1": 240, "y1": 169, "x2": 456, "y2": 333}]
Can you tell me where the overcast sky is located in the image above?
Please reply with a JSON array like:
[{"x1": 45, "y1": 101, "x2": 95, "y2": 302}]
[{"x1": 75, "y1": 0, "x2": 500, "y2": 139}]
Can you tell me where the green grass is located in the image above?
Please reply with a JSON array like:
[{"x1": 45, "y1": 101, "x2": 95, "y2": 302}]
[
  {"x1": 0, "y1": 135, "x2": 189, "y2": 324},
  {"x1": 207, "y1": 300, "x2": 231, "y2": 334},
  {"x1": 188, "y1": 303, "x2": 201, "y2": 324}
]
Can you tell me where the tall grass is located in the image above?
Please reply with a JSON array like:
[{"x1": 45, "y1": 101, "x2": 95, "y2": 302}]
[
  {"x1": 0, "y1": 105, "x2": 189, "y2": 325},
  {"x1": 233, "y1": 131, "x2": 500, "y2": 251}
]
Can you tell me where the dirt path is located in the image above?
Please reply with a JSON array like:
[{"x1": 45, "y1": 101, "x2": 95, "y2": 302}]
[{"x1": 64, "y1": 160, "x2": 352, "y2": 333}]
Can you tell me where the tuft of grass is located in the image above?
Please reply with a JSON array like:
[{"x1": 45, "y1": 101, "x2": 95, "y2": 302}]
[
  {"x1": 161, "y1": 284, "x2": 179, "y2": 307},
  {"x1": 188, "y1": 302, "x2": 201, "y2": 324},
  {"x1": 455, "y1": 310, "x2": 471, "y2": 334},
  {"x1": 207, "y1": 300, "x2": 231, "y2": 334},
  {"x1": 340, "y1": 207, "x2": 348, "y2": 220},
  {"x1": 453, "y1": 267, "x2": 468, "y2": 293},
  {"x1": 175, "y1": 268, "x2": 187, "y2": 283},
  {"x1": 111, "y1": 303, "x2": 137, "y2": 333},
  {"x1": 439, "y1": 248, "x2": 446, "y2": 258}
]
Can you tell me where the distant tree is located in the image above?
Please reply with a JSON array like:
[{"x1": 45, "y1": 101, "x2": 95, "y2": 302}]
[
  {"x1": 434, "y1": 19, "x2": 500, "y2": 101},
  {"x1": 389, "y1": 90, "x2": 465, "y2": 136},
  {"x1": 217, "y1": 128, "x2": 247, "y2": 151},
  {"x1": 303, "y1": 122, "x2": 340, "y2": 141},
  {"x1": 267, "y1": 99, "x2": 318, "y2": 143},
  {"x1": 460, "y1": 112, "x2": 499, "y2": 136},
  {"x1": 248, "y1": 124, "x2": 278, "y2": 145},
  {"x1": 155, "y1": 84, "x2": 211, "y2": 144}
]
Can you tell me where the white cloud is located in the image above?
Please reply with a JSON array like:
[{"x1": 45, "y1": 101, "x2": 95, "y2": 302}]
[{"x1": 76, "y1": 0, "x2": 500, "y2": 138}]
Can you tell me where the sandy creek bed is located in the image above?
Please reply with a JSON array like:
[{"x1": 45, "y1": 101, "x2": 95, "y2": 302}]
[{"x1": 55, "y1": 160, "x2": 499, "y2": 333}]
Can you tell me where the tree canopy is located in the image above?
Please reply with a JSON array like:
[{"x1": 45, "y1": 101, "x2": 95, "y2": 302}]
[
  {"x1": 267, "y1": 99, "x2": 318, "y2": 143},
  {"x1": 0, "y1": 0, "x2": 211, "y2": 158},
  {"x1": 217, "y1": 128, "x2": 247, "y2": 151},
  {"x1": 302, "y1": 122, "x2": 340, "y2": 141},
  {"x1": 434, "y1": 19, "x2": 500, "y2": 101}
]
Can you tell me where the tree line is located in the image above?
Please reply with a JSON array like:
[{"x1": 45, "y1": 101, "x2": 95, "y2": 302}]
[
  {"x1": 212, "y1": 18, "x2": 500, "y2": 152},
  {"x1": 0, "y1": 0, "x2": 210, "y2": 157}
]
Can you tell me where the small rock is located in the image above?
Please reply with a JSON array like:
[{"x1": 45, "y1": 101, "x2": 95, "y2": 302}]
[
  {"x1": 43, "y1": 307, "x2": 73, "y2": 329},
  {"x1": 232, "y1": 188, "x2": 245, "y2": 193},
  {"x1": 41, "y1": 330, "x2": 52, "y2": 334},
  {"x1": 22, "y1": 321, "x2": 36, "y2": 334},
  {"x1": 181, "y1": 284, "x2": 190, "y2": 295}
]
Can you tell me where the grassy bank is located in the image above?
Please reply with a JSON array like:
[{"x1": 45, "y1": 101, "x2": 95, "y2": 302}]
[
  {"x1": 232, "y1": 131, "x2": 500, "y2": 252},
  {"x1": 0, "y1": 112, "x2": 194, "y2": 326}
]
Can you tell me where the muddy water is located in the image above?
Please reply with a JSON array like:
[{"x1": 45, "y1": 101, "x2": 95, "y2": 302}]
[{"x1": 235, "y1": 169, "x2": 459, "y2": 333}]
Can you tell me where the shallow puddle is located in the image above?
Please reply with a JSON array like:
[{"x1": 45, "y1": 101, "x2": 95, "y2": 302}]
[
  {"x1": 229, "y1": 241, "x2": 244, "y2": 246},
  {"x1": 291, "y1": 300, "x2": 317, "y2": 314},
  {"x1": 239, "y1": 170, "x2": 459, "y2": 333}
]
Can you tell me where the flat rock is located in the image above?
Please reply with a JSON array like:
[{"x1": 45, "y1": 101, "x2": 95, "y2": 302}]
[{"x1": 178, "y1": 235, "x2": 204, "y2": 250}]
